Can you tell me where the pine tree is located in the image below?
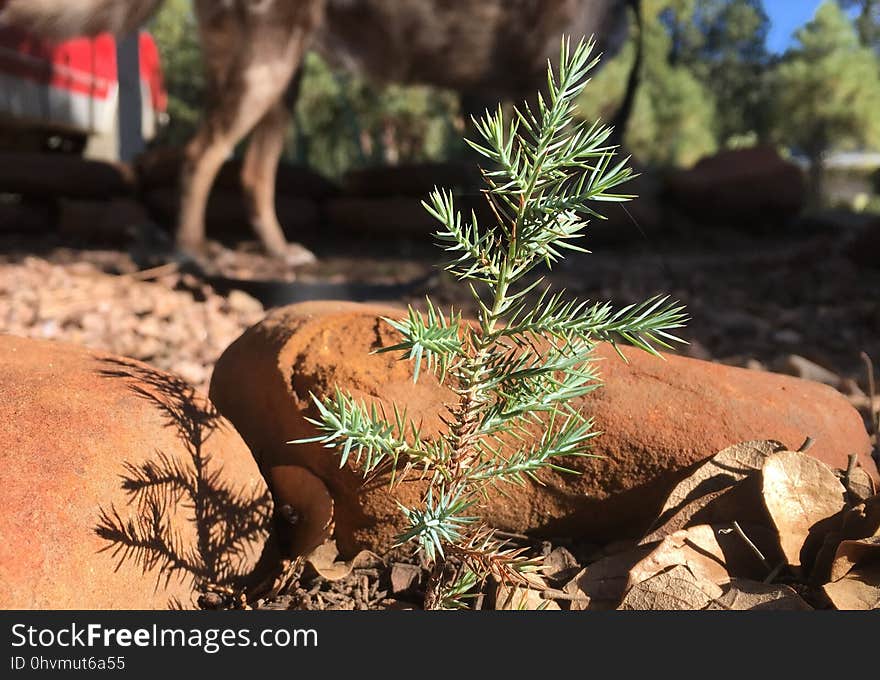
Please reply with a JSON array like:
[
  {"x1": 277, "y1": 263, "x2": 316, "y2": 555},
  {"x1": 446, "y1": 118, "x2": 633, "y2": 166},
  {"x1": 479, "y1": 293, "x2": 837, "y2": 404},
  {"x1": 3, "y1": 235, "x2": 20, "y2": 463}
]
[
  {"x1": 838, "y1": 0, "x2": 880, "y2": 52},
  {"x1": 293, "y1": 53, "x2": 462, "y2": 178},
  {"x1": 661, "y1": 0, "x2": 771, "y2": 145},
  {"x1": 576, "y1": 0, "x2": 719, "y2": 166},
  {"x1": 771, "y1": 1, "x2": 880, "y2": 204},
  {"x1": 297, "y1": 38, "x2": 687, "y2": 608}
]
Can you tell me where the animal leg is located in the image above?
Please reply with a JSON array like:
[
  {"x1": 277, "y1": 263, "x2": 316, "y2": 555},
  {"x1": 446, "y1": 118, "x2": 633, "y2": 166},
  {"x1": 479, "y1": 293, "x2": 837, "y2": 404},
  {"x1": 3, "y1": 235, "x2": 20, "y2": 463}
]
[
  {"x1": 176, "y1": 76, "x2": 292, "y2": 255},
  {"x1": 240, "y1": 91, "x2": 314, "y2": 265},
  {"x1": 177, "y1": 0, "x2": 324, "y2": 256}
]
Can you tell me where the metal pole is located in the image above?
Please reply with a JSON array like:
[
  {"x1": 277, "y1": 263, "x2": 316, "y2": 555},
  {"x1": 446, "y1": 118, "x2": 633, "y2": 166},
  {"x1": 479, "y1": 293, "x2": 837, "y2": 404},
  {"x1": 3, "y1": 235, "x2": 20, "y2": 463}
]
[{"x1": 116, "y1": 32, "x2": 143, "y2": 162}]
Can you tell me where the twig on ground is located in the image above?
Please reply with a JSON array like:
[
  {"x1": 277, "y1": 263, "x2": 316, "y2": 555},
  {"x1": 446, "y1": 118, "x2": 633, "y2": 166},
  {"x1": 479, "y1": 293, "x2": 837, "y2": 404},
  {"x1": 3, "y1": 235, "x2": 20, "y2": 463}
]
[
  {"x1": 843, "y1": 453, "x2": 860, "y2": 506},
  {"x1": 127, "y1": 261, "x2": 181, "y2": 281},
  {"x1": 539, "y1": 588, "x2": 589, "y2": 604},
  {"x1": 763, "y1": 562, "x2": 786, "y2": 585},
  {"x1": 797, "y1": 436, "x2": 815, "y2": 453},
  {"x1": 730, "y1": 520, "x2": 772, "y2": 573},
  {"x1": 493, "y1": 529, "x2": 533, "y2": 543},
  {"x1": 474, "y1": 592, "x2": 485, "y2": 610},
  {"x1": 861, "y1": 352, "x2": 878, "y2": 440}
]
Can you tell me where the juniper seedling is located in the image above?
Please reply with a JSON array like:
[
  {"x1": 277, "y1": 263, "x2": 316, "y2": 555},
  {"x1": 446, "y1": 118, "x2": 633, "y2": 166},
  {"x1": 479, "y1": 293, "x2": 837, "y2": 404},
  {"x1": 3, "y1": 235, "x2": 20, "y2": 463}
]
[{"x1": 296, "y1": 37, "x2": 687, "y2": 609}]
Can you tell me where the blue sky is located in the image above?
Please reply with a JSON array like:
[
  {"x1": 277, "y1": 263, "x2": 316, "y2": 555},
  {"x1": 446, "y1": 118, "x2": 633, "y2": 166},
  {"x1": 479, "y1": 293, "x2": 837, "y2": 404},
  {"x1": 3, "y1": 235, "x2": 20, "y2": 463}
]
[
  {"x1": 765, "y1": 2, "x2": 824, "y2": 53},
  {"x1": 685, "y1": 2, "x2": 860, "y2": 55}
]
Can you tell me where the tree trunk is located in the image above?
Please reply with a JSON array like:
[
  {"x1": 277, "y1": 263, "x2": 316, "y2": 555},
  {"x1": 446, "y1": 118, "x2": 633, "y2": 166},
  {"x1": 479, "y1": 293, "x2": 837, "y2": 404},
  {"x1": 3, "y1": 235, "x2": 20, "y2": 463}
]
[
  {"x1": 610, "y1": 0, "x2": 643, "y2": 147},
  {"x1": 856, "y1": 1, "x2": 877, "y2": 48}
]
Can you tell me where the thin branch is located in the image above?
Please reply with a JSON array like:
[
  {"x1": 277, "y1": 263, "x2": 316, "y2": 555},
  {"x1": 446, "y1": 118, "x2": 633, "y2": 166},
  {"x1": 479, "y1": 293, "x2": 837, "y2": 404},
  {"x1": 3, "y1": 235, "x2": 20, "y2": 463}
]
[{"x1": 730, "y1": 520, "x2": 772, "y2": 573}]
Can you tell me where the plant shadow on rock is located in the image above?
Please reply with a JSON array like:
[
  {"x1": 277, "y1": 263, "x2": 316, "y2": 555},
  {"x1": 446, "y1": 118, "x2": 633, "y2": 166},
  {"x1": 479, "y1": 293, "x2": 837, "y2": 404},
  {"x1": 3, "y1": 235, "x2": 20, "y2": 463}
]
[{"x1": 93, "y1": 358, "x2": 273, "y2": 608}]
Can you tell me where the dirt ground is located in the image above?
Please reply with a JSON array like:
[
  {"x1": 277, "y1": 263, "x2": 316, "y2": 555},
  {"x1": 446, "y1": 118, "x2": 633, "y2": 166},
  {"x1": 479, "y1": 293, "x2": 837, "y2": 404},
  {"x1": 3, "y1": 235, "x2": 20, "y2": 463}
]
[{"x1": 1, "y1": 221, "x2": 877, "y2": 422}]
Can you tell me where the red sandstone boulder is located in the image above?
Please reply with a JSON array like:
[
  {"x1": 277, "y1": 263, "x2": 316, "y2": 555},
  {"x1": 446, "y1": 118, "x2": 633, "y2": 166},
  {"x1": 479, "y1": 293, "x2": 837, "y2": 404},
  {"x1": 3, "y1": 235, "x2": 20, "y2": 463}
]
[
  {"x1": 0, "y1": 335, "x2": 275, "y2": 610},
  {"x1": 209, "y1": 301, "x2": 876, "y2": 555},
  {"x1": 665, "y1": 146, "x2": 806, "y2": 230}
]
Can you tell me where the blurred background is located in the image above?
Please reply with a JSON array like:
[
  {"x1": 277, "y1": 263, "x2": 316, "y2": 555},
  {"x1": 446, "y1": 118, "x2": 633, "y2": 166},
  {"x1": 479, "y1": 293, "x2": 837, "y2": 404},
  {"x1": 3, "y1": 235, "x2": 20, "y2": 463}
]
[
  {"x1": 148, "y1": 0, "x2": 880, "y2": 204},
  {"x1": 0, "y1": 0, "x2": 878, "y2": 435}
]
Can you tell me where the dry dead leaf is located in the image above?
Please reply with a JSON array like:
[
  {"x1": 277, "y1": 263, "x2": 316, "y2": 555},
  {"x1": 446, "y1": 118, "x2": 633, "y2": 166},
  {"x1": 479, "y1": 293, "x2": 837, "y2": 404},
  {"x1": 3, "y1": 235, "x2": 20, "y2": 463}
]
[
  {"x1": 561, "y1": 572, "x2": 593, "y2": 610},
  {"x1": 643, "y1": 440, "x2": 785, "y2": 542},
  {"x1": 495, "y1": 572, "x2": 561, "y2": 610},
  {"x1": 562, "y1": 545, "x2": 655, "y2": 611},
  {"x1": 659, "y1": 440, "x2": 785, "y2": 514},
  {"x1": 823, "y1": 565, "x2": 880, "y2": 610},
  {"x1": 812, "y1": 495, "x2": 880, "y2": 583},
  {"x1": 830, "y1": 535, "x2": 880, "y2": 582},
  {"x1": 619, "y1": 564, "x2": 723, "y2": 610},
  {"x1": 840, "y1": 467, "x2": 876, "y2": 505},
  {"x1": 306, "y1": 539, "x2": 380, "y2": 581},
  {"x1": 628, "y1": 525, "x2": 730, "y2": 590},
  {"x1": 706, "y1": 579, "x2": 812, "y2": 610},
  {"x1": 841, "y1": 494, "x2": 880, "y2": 538},
  {"x1": 761, "y1": 451, "x2": 847, "y2": 568},
  {"x1": 718, "y1": 523, "x2": 788, "y2": 578}
]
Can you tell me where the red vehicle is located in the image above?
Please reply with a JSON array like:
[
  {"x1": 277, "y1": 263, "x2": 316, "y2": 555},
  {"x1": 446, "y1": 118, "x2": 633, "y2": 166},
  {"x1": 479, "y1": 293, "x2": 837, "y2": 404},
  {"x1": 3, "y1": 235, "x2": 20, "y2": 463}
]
[{"x1": 0, "y1": 25, "x2": 167, "y2": 158}]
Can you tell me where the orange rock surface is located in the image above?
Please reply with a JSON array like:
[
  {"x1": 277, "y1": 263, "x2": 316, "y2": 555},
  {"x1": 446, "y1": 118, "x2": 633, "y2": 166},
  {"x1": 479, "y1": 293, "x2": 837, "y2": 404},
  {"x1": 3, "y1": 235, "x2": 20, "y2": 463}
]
[
  {"x1": 0, "y1": 335, "x2": 275, "y2": 609},
  {"x1": 210, "y1": 301, "x2": 876, "y2": 555}
]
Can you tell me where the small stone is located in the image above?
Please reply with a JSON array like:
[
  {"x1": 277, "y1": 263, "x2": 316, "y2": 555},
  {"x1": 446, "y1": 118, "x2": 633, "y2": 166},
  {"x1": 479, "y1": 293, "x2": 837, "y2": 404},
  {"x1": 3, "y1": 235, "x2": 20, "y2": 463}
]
[
  {"x1": 390, "y1": 563, "x2": 422, "y2": 594},
  {"x1": 136, "y1": 315, "x2": 162, "y2": 338},
  {"x1": 173, "y1": 360, "x2": 208, "y2": 387},
  {"x1": 713, "y1": 310, "x2": 767, "y2": 335},
  {"x1": 543, "y1": 547, "x2": 580, "y2": 582}
]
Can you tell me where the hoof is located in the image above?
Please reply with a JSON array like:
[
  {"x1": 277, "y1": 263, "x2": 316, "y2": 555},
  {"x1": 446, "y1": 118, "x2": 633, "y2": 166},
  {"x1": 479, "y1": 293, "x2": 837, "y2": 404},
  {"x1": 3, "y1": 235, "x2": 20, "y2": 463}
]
[
  {"x1": 170, "y1": 240, "x2": 224, "y2": 276},
  {"x1": 175, "y1": 237, "x2": 211, "y2": 259},
  {"x1": 271, "y1": 242, "x2": 317, "y2": 267}
]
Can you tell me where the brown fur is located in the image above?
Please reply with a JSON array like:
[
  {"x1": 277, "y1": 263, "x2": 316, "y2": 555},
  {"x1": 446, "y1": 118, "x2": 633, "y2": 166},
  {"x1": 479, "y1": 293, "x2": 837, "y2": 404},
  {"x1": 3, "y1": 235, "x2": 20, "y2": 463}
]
[
  {"x1": 0, "y1": 0, "x2": 164, "y2": 39},
  {"x1": 319, "y1": 0, "x2": 628, "y2": 102},
  {"x1": 0, "y1": 0, "x2": 630, "y2": 262}
]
